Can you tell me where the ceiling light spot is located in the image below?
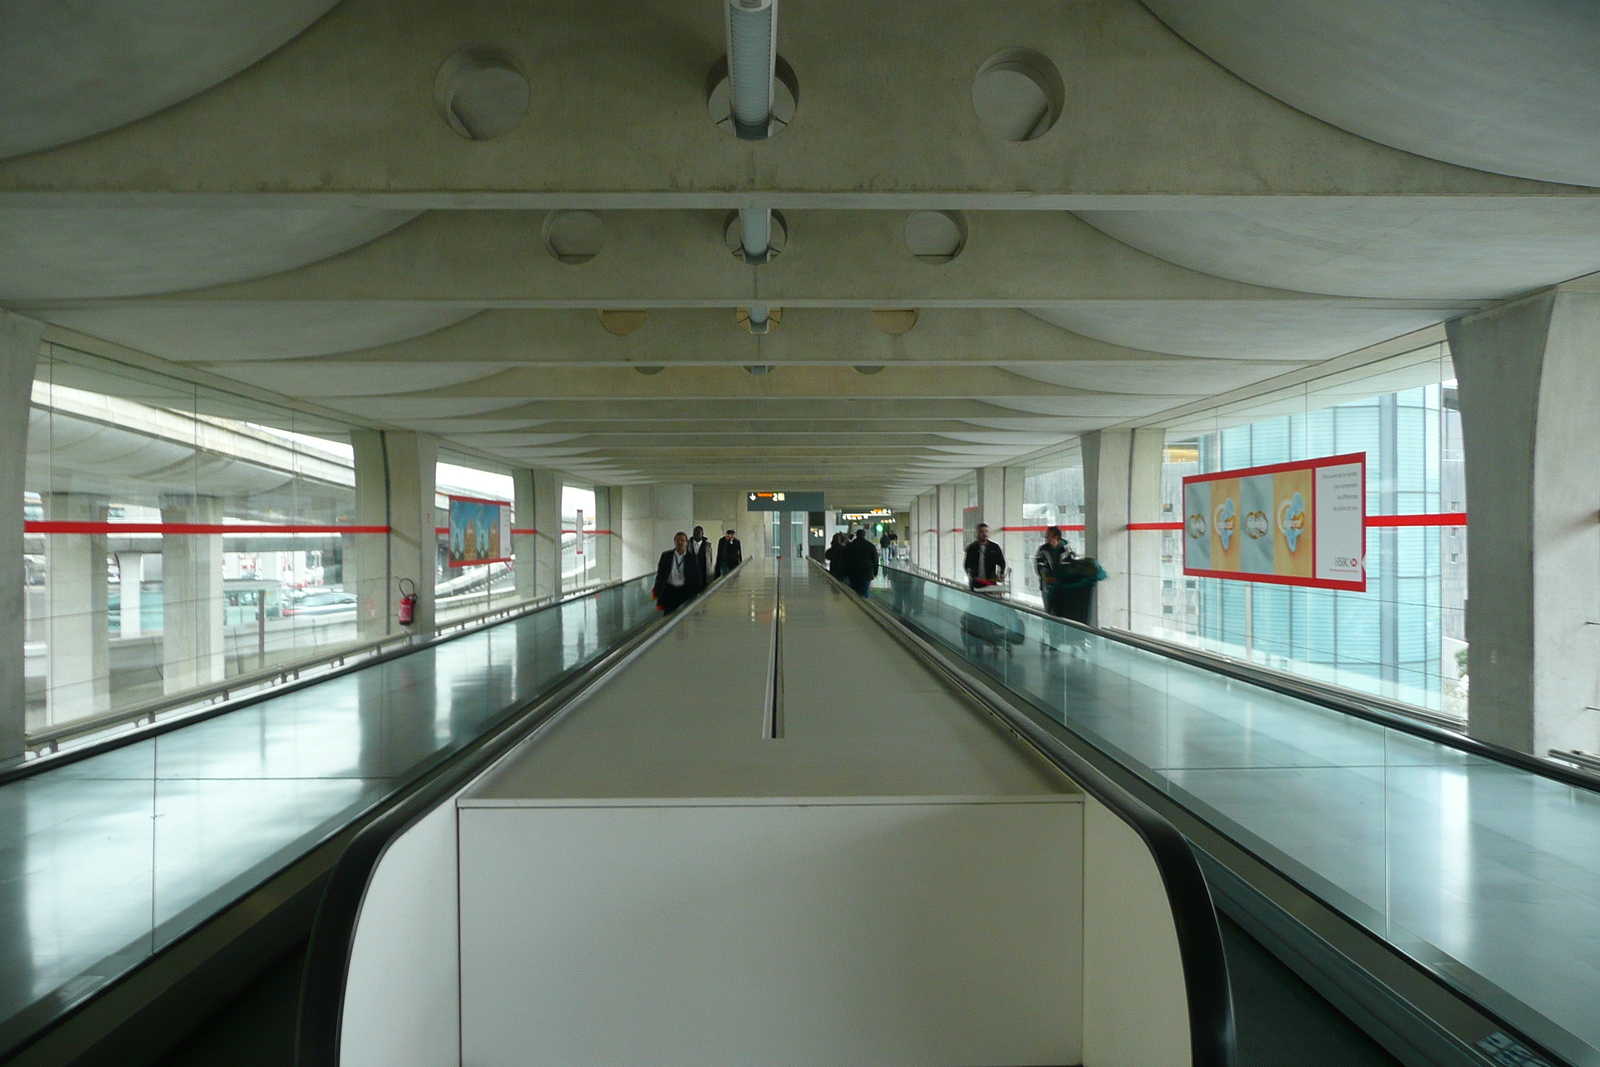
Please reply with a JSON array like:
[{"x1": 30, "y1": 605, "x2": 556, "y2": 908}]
[
  {"x1": 736, "y1": 307, "x2": 783, "y2": 334},
  {"x1": 744, "y1": 365, "x2": 775, "y2": 375},
  {"x1": 435, "y1": 49, "x2": 529, "y2": 141},
  {"x1": 597, "y1": 309, "x2": 647, "y2": 336},
  {"x1": 905, "y1": 212, "x2": 966, "y2": 264},
  {"x1": 723, "y1": 210, "x2": 788, "y2": 261},
  {"x1": 544, "y1": 211, "x2": 605, "y2": 265},
  {"x1": 972, "y1": 48, "x2": 1063, "y2": 142},
  {"x1": 870, "y1": 308, "x2": 919, "y2": 335},
  {"x1": 705, "y1": 55, "x2": 800, "y2": 139}
]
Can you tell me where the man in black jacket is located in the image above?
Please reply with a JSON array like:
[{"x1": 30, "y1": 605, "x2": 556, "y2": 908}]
[
  {"x1": 840, "y1": 528, "x2": 879, "y2": 596},
  {"x1": 714, "y1": 529, "x2": 743, "y2": 577},
  {"x1": 653, "y1": 531, "x2": 705, "y2": 614},
  {"x1": 964, "y1": 523, "x2": 1007, "y2": 591}
]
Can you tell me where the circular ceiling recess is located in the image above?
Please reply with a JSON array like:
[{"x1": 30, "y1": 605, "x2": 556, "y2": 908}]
[
  {"x1": 869, "y1": 309, "x2": 920, "y2": 335},
  {"x1": 543, "y1": 211, "x2": 605, "y2": 265},
  {"x1": 597, "y1": 309, "x2": 647, "y2": 336},
  {"x1": 972, "y1": 48, "x2": 1063, "y2": 142},
  {"x1": 904, "y1": 212, "x2": 967, "y2": 264},
  {"x1": 435, "y1": 49, "x2": 529, "y2": 141}
]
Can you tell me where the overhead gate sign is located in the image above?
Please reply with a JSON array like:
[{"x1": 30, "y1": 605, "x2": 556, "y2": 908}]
[{"x1": 1182, "y1": 453, "x2": 1366, "y2": 591}]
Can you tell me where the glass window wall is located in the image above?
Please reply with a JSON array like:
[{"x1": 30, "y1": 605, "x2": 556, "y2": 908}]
[
  {"x1": 25, "y1": 344, "x2": 368, "y2": 735},
  {"x1": 1136, "y1": 342, "x2": 1466, "y2": 718},
  {"x1": 561, "y1": 484, "x2": 598, "y2": 590},
  {"x1": 434, "y1": 459, "x2": 516, "y2": 623}
]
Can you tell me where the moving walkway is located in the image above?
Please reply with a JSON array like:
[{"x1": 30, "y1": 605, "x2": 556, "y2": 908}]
[
  {"x1": 301, "y1": 556, "x2": 1232, "y2": 1067},
  {"x1": 872, "y1": 563, "x2": 1594, "y2": 1067},
  {"x1": 2, "y1": 553, "x2": 1587, "y2": 1066}
]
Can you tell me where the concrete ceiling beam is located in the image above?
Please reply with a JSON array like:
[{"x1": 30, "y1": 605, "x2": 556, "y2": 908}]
[
  {"x1": 246, "y1": 363, "x2": 1162, "y2": 402},
  {"x1": 207, "y1": 307, "x2": 1318, "y2": 369},
  {"x1": 0, "y1": 0, "x2": 1579, "y2": 204},
  {"x1": 48, "y1": 211, "x2": 1465, "y2": 309}
]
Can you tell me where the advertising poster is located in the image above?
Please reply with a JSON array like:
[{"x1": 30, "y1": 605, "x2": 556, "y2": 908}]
[
  {"x1": 1182, "y1": 453, "x2": 1366, "y2": 591},
  {"x1": 448, "y1": 495, "x2": 513, "y2": 568}
]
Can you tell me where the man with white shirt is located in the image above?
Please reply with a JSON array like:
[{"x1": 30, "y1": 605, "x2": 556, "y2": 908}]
[{"x1": 653, "y1": 531, "x2": 705, "y2": 614}]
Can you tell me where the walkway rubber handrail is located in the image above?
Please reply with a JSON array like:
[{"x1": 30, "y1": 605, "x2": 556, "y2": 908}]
[
  {"x1": 822, "y1": 560, "x2": 1237, "y2": 1067},
  {"x1": 884, "y1": 564, "x2": 1600, "y2": 796},
  {"x1": 0, "y1": 573, "x2": 651, "y2": 788},
  {"x1": 294, "y1": 560, "x2": 747, "y2": 1067}
]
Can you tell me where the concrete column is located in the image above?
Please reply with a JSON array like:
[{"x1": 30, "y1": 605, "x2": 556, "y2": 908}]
[
  {"x1": 975, "y1": 464, "x2": 1027, "y2": 581},
  {"x1": 512, "y1": 470, "x2": 538, "y2": 601},
  {"x1": 694, "y1": 488, "x2": 743, "y2": 547},
  {"x1": 915, "y1": 499, "x2": 928, "y2": 572},
  {"x1": 1, "y1": 313, "x2": 42, "y2": 762},
  {"x1": 159, "y1": 494, "x2": 225, "y2": 694},
  {"x1": 593, "y1": 486, "x2": 618, "y2": 582},
  {"x1": 350, "y1": 430, "x2": 439, "y2": 638},
  {"x1": 620, "y1": 485, "x2": 655, "y2": 579},
  {"x1": 43, "y1": 493, "x2": 110, "y2": 725},
  {"x1": 653, "y1": 484, "x2": 694, "y2": 551},
  {"x1": 532, "y1": 469, "x2": 560, "y2": 596},
  {"x1": 118, "y1": 552, "x2": 144, "y2": 638},
  {"x1": 1128, "y1": 429, "x2": 1166, "y2": 634},
  {"x1": 936, "y1": 483, "x2": 959, "y2": 580},
  {"x1": 620, "y1": 484, "x2": 695, "y2": 578},
  {"x1": 349, "y1": 432, "x2": 390, "y2": 640},
  {"x1": 1002, "y1": 465, "x2": 1028, "y2": 590},
  {"x1": 975, "y1": 466, "x2": 1003, "y2": 530},
  {"x1": 1446, "y1": 289, "x2": 1600, "y2": 756},
  {"x1": 1082, "y1": 429, "x2": 1163, "y2": 630}
]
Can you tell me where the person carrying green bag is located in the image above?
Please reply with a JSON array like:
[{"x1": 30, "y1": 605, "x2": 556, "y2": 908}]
[{"x1": 1034, "y1": 525, "x2": 1106, "y2": 624}]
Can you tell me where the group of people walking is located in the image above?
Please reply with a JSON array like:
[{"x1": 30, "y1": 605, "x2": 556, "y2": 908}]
[
  {"x1": 652, "y1": 526, "x2": 743, "y2": 614},
  {"x1": 825, "y1": 528, "x2": 880, "y2": 595},
  {"x1": 655, "y1": 520, "x2": 1104, "y2": 626},
  {"x1": 953, "y1": 522, "x2": 1106, "y2": 625}
]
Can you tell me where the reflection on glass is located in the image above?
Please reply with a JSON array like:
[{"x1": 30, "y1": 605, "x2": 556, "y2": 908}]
[
  {"x1": 0, "y1": 576, "x2": 656, "y2": 1055},
  {"x1": 877, "y1": 566, "x2": 1600, "y2": 1062}
]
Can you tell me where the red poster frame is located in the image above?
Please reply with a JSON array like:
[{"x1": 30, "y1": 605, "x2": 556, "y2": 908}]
[
  {"x1": 1182, "y1": 452, "x2": 1367, "y2": 592},
  {"x1": 447, "y1": 494, "x2": 513, "y2": 568}
]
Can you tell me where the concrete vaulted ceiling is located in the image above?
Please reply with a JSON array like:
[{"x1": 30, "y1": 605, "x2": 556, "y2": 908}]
[{"x1": 4, "y1": 0, "x2": 1598, "y2": 503}]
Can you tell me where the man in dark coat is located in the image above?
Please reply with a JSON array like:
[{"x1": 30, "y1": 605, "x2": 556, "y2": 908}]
[
  {"x1": 714, "y1": 529, "x2": 743, "y2": 577},
  {"x1": 688, "y1": 525, "x2": 714, "y2": 585},
  {"x1": 840, "y1": 528, "x2": 879, "y2": 596},
  {"x1": 963, "y1": 523, "x2": 1007, "y2": 590},
  {"x1": 653, "y1": 531, "x2": 705, "y2": 614}
]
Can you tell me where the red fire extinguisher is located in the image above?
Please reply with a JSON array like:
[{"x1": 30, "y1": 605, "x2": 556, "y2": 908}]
[{"x1": 397, "y1": 578, "x2": 417, "y2": 626}]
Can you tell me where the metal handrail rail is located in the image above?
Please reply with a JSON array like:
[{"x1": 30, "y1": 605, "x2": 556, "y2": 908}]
[
  {"x1": 882, "y1": 561, "x2": 1600, "y2": 796},
  {"x1": 821, "y1": 559, "x2": 1236, "y2": 1067},
  {"x1": 895, "y1": 559, "x2": 1466, "y2": 728},
  {"x1": 4, "y1": 574, "x2": 652, "y2": 784}
]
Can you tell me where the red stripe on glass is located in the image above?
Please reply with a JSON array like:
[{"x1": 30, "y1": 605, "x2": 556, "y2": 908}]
[
  {"x1": 1364, "y1": 513, "x2": 1468, "y2": 527},
  {"x1": 26, "y1": 522, "x2": 390, "y2": 535}
]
